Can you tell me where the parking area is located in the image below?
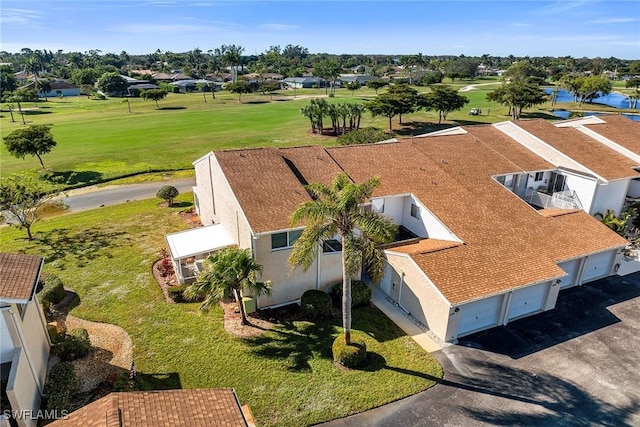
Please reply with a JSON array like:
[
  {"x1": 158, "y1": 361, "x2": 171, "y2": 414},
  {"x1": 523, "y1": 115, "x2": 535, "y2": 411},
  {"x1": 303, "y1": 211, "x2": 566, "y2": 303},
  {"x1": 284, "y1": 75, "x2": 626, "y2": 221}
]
[{"x1": 323, "y1": 273, "x2": 640, "y2": 426}]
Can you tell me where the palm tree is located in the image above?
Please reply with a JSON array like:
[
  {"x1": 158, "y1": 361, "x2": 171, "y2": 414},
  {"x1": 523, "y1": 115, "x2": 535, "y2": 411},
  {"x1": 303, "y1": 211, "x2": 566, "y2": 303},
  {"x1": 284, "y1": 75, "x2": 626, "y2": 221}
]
[
  {"x1": 289, "y1": 173, "x2": 397, "y2": 344},
  {"x1": 184, "y1": 247, "x2": 271, "y2": 325}
]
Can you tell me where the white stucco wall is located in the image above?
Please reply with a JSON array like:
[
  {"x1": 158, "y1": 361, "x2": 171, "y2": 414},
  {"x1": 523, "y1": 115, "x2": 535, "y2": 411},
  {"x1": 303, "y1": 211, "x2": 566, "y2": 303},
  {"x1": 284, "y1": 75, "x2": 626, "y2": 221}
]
[
  {"x1": 6, "y1": 348, "x2": 40, "y2": 427},
  {"x1": 562, "y1": 171, "x2": 597, "y2": 213},
  {"x1": 591, "y1": 179, "x2": 630, "y2": 217},
  {"x1": 18, "y1": 301, "x2": 50, "y2": 387},
  {"x1": 628, "y1": 179, "x2": 640, "y2": 198},
  {"x1": 0, "y1": 312, "x2": 15, "y2": 363},
  {"x1": 382, "y1": 252, "x2": 452, "y2": 341}
]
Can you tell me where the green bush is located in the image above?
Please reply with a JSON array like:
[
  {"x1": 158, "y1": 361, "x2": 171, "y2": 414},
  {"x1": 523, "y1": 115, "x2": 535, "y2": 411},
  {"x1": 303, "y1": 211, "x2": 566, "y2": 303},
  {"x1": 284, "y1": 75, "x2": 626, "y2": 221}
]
[
  {"x1": 53, "y1": 328, "x2": 91, "y2": 361},
  {"x1": 38, "y1": 274, "x2": 66, "y2": 310},
  {"x1": 332, "y1": 334, "x2": 367, "y2": 368},
  {"x1": 44, "y1": 361, "x2": 76, "y2": 413},
  {"x1": 156, "y1": 185, "x2": 179, "y2": 205},
  {"x1": 337, "y1": 127, "x2": 389, "y2": 145},
  {"x1": 300, "y1": 290, "x2": 332, "y2": 319},
  {"x1": 331, "y1": 280, "x2": 372, "y2": 308}
]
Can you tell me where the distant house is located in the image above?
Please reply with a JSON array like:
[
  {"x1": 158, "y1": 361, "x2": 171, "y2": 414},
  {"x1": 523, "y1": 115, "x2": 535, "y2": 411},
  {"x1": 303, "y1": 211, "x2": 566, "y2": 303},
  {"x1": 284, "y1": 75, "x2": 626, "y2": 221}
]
[
  {"x1": 338, "y1": 74, "x2": 380, "y2": 86},
  {"x1": 48, "y1": 388, "x2": 253, "y2": 427},
  {"x1": 282, "y1": 77, "x2": 325, "y2": 89},
  {"x1": 1, "y1": 253, "x2": 50, "y2": 427},
  {"x1": 169, "y1": 79, "x2": 217, "y2": 93},
  {"x1": 153, "y1": 73, "x2": 192, "y2": 82},
  {"x1": 21, "y1": 79, "x2": 81, "y2": 97}
]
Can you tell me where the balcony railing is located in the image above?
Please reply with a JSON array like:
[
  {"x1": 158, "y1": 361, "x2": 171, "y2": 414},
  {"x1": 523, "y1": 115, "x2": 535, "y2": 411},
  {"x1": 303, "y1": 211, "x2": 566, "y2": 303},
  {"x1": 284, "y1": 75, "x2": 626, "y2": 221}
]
[{"x1": 525, "y1": 189, "x2": 583, "y2": 210}]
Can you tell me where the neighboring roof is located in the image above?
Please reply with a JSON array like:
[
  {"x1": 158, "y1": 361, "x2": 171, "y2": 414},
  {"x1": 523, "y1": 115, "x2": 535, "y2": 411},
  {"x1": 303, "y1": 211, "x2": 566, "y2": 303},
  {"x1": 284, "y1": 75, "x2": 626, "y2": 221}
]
[
  {"x1": 169, "y1": 79, "x2": 211, "y2": 87},
  {"x1": 48, "y1": 389, "x2": 248, "y2": 427},
  {"x1": 583, "y1": 115, "x2": 640, "y2": 156},
  {"x1": 166, "y1": 224, "x2": 236, "y2": 260},
  {"x1": 128, "y1": 83, "x2": 160, "y2": 90},
  {"x1": 516, "y1": 120, "x2": 640, "y2": 181},
  {"x1": 0, "y1": 253, "x2": 43, "y2": 302}
]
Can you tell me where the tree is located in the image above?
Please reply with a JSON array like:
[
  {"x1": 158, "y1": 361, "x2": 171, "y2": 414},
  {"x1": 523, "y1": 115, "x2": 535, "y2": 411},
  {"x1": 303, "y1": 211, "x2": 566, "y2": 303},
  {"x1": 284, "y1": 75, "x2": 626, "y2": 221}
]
[
  {"x1": 314, "y1": 59, "x2": 341, "y2": 95},
  {"x1": 289, "y1": 172, "x2": 397, "y2": 344},
  {"x1": 70, "y1": 68, "x2": 99, "y2": 86},
  {"x1": 156, "y1": 185, "x2": 179, "y2": 206},
  {"x1": 345, "y1": 81, "x2": 361, "y2": 96},
  {"x1": 36, "y1": 79, "x2": 52, "y2": 100},
  {"x1": 366, "y1": 80, "x2": 387, "y2": 94},
  {"x1": 259, "y1": 82, "x2": 281, "y2": 100},
  {"x1": 0, "y1": 65, "x2": 18, "y2": 98},
  {"x1": 226, "y1": 81, "x2": 252, "y2": 103},
  {"x1": 215, "y1": 44, "x2": 245, "y2": 82},
  {"x1": 487, "y1": 81, "x2": 547, "y2": 120},
  {"x1": 419, "y1": 85, "x2": 469, "y2": 124},
  {"x1": 574, "y1": 75, "x2": 612, "y2": 106},
  {"x1": 0, "y1": 171, "x2": 61, "y2": 241},
  {"x1": 184, "y1": 247, "x2": 271, "y2": 325},
  {"x1": 365, "y1": 93, "x2": 400, "y2": 130},
  {"x1": 97, "y1": 72, "x2": 128, "y2": 96},
  {"x1": 386, "y1": 84, "x2": 419, "y2": 124},
  {"x1": 142, "y1": 88, "x2": 168, "y2": 109},
  {"x1": 3, "y1": 124, "x2": 57, "y2": 168}
]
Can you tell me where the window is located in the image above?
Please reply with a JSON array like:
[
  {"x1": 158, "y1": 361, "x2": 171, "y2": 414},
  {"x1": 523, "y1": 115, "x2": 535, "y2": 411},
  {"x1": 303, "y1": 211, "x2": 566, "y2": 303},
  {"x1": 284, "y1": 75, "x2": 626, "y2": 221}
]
[
  {"x1": 271, "y1": 230, "x2": 302, "y2": 250},
  {"x1": 322, "y1": 239, "x2": 342, "y2": 253},
  {"x1": 534, "y1": 172, "x2": 544, "y2": 182},
  {"x1": 410, "y1": 203, "x2": 420, "y2": 219}
]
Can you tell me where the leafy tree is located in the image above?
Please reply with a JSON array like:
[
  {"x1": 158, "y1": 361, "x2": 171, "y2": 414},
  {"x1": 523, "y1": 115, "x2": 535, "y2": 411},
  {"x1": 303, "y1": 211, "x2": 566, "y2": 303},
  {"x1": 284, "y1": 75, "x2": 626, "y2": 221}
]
[
  {"x1": 418, "y1": 85, "x2": 469, "y2": 124},
  {"x1": 487, "y1": 81, "x2": 547, "y2": 120},
  {"x1": 419, "y1": 71, "x2": 444, "y2": 86},
  {"x1": 215, "y1": 44, "x2": 245, "y2": 82},
  {"x1": 156, "y1": 185, "x2": 179, "y2": 205},
  {"x1": 365, "y1": 93, "x2": 401, "y2": 130},
  {"x1": 258, "y1": 82, "x2": 281, "y2": 100},
  {"x1": 574, "y1": 75, "x2": 612, "y2": 106},
  {"x1": 314, "y1": 59, "x2": 341, "y2": 95},
  {"x1": 366, "y1": 80, "x2": 387, "y2": 94},
  {"x1": 226, "y1": 81, "x2": 252, "y2": 102},
  {"x1": 0, "y1": 171, "x2": 61, "y2": 240},
  {"x1": 142, "y1": 88, "x2": 168, "y2": 109},
  {"x1": 386, "y1": 84, "x2": 419, "y2": 124},
  {"x1": 184, "y1": 247, "x2": 271, "y2": 325},
  {"x1": 345, "y1": 81, "x2": 361, "y2": 96},
  {"x1": 289, "y1": 172, "x2": 397, "y2": 344},
  {"x1": 70, "y1": 68, "x2": 99, "y2": 86},
  {"x1": 97, "y1": 72, "x2": 128, "y2": 96},
  {"x1": 3, "y1": 124, "x2": 56, "y2": 168},
  {"x1": 36, "y1": 79, "x2": 52, "y2": 100},
  {"x1": 0, "y1": 65, "x2": 18, "y2": 98}
]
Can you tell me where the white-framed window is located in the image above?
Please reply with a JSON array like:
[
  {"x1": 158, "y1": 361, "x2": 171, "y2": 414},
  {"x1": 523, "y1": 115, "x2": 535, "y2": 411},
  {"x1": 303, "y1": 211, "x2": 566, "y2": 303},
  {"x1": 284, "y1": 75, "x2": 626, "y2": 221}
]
[
  {"x1": 271, "y1": 229, "x2": 302, "y2": 250},
  {"x1": 322, "y1": 239, "x2": 342, "y2": 253},
  {"x1": 410, "y1": 203, "x2": 420, "y2": 219},
  {"x1": 534, "y1": 172, "x2": 544, "y2": 182}
]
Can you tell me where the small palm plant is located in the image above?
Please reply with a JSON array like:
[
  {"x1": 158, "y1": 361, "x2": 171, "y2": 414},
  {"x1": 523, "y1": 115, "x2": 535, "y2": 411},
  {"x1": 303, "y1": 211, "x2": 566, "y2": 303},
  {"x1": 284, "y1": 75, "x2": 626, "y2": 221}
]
[{"x1": 184, "y1": 247, "x2": 271, "y2": 325}]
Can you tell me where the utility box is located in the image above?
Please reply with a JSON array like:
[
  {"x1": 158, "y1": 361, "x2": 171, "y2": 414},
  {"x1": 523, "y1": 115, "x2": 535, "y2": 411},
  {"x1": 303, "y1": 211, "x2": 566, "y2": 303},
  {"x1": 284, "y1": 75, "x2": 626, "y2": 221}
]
[{"x1": 242, "y1": 296, "x2": 256, "y2": 314}]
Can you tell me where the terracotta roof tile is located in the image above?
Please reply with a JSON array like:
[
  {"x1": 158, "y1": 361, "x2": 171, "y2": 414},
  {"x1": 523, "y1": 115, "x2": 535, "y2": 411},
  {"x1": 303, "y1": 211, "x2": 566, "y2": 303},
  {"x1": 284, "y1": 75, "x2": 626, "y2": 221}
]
[
  {"x1": 49, "y1": 389, "x2": 247, "y2": 427},
  {"x1": 516, "y1": 119, "x2": 639, "y2": 180},
  {"x1": 0, "y1": 253, "x2": 43, "y2": 301},
  {"x1": 584, "y1": 115, "x2": 640, "y2": 155}
]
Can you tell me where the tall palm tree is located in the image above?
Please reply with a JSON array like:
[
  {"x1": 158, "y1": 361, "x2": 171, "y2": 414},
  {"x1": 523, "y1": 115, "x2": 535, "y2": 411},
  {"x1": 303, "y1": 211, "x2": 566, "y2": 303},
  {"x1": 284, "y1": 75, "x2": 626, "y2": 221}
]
[
  {"x1": 289, "y1": 173, "x2": 397, "y2": 344},
  {"x1": 184, "y1": 247, "x2": 271, "y2": 325}
]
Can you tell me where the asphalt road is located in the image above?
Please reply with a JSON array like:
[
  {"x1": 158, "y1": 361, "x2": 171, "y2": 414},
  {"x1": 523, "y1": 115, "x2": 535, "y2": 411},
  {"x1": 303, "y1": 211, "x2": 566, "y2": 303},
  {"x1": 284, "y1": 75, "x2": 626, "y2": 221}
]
[{"x1": 60, "y1": 178, "x2": 196, "y2": 212}]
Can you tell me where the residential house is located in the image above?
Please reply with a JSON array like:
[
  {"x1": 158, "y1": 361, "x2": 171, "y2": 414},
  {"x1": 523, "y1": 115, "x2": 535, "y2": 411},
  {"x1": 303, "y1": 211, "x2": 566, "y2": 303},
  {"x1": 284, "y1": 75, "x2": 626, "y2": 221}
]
[
  {"x1": 47, "y1": 388, "x2": 253, "y2": 427},
  {"x1": 21, "y1": 79, "x2": 81, "y2": 98},
  {"x1": 282, "y1": 77, "x2": 325, "y2": 89},
  {"x1": 1, "y1": 253, "x2": 50, "y2": 427},
  {"x1": 181, "y1": 117, "x2": 634, "y2": 342},
  {"x1": 338, "y1": 75, "x2": 380, "y2": 86}
]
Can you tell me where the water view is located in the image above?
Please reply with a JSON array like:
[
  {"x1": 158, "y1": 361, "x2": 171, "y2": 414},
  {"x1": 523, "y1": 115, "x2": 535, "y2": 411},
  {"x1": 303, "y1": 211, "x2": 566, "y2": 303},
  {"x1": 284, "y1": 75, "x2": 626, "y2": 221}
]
[
  {"x1": 544, "y1": 88, "x2": 637, "y2": 109},
  {"x1": 549, "y1": 110, "x2": 640, "y2": 122}
]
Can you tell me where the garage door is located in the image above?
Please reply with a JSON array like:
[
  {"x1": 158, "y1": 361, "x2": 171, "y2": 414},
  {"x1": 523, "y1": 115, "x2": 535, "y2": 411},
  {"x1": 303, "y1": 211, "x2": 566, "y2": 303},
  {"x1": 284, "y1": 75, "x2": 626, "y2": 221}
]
[
  {"x1": 457, "y1": 295, "x2": 502, "y2": 337},
  {"x1": 507, "y1": 282, "x2": 549, "y2": 321},
  {"x1": 581, "y1": 251, "x2": 614, "y2": 283},
  {"x1": 558, "y1": 259, "x2": 580, "y2": 289}
]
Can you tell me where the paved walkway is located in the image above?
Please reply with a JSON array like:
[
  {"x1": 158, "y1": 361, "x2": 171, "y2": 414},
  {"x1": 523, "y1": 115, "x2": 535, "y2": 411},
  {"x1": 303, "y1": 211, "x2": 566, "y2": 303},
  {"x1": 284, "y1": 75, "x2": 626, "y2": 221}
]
[{"x1": 371, "y1": 287, "x2": 443, "y2": 353}]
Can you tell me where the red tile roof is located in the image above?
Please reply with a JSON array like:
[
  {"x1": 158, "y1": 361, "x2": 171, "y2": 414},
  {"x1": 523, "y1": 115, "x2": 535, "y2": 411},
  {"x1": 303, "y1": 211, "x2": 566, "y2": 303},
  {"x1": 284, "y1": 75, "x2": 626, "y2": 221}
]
[
  {"x1": 48, "y1": 389, "x2": 248, "y2": 427},
  {"x1": 0, "y1": 253, "x2": 43, "y2": 301}
]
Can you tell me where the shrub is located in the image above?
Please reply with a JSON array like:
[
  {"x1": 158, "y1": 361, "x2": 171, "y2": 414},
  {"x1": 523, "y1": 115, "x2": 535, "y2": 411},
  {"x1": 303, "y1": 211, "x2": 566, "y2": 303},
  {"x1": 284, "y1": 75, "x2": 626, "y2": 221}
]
[
  {"x1": 53, "y1": 328, "x2": 91, "y2": 361},
  {"x1": 300, "y1": 290, "x2": 332, "y2": 319},
  {"x1": 332, "y1": 334, "x2": 367, "y2": 368},
  {"x1": 331, "y1": 280, "x2": 372, "y2": 308},
  {"x1": 38, "y1": 274, "x2": 66, "y2": 310},
  {"x1": 337, "y1": 127, "x2": 389, "y2": 145},
  {"x1": 44, "y1": 361, "x2": 76, "y2": 414},
  {"x1": 156, "y1": 185, "x2": 179, "y2": 205}
]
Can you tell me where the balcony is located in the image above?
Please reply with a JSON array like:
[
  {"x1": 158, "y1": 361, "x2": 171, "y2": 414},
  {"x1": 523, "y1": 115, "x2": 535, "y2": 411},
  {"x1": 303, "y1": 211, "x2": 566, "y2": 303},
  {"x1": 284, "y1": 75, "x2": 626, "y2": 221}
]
[{"x1": 524, "y1": 189, "x2": 583, "y2": 211}]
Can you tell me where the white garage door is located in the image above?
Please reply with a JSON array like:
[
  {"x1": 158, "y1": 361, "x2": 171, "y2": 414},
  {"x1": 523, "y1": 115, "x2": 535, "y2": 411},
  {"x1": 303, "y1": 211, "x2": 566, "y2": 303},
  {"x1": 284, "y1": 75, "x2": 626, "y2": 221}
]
[
  {"x1": 457, "y1": 295, "x2": 502, "y2": 337},
  {"x1": 507, "y1": 282, "x2": 549, "y2": 321},
  {"x1": 558, "y1": 259, "x2": 580, "y2": 289},
  {"x1": 581, "y1": 251, "x2": 614, "y2": 283}
]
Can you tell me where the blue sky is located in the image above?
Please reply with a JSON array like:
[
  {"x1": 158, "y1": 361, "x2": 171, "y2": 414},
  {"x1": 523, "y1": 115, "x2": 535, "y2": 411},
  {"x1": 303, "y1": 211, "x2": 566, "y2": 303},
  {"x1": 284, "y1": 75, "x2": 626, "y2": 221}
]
[{"x1": 1, "y1": 1, "x2": 639, "y2": 58}]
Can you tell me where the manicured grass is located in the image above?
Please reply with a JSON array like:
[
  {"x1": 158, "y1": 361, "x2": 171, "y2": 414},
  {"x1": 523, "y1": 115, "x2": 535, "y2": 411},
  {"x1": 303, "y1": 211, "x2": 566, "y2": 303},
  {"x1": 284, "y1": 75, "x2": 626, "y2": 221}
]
[{"x1": 0, "y1": 195, "x2": 443, "y2": 427}]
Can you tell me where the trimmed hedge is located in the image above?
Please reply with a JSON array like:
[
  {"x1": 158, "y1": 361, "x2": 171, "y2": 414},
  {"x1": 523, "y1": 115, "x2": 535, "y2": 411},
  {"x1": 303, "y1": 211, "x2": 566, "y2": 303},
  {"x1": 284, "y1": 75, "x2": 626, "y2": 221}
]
[
  {"x1": 300, "y1": 290, "x2": 332, "y2": 319},
  {"x1": 331, "y1": 280, "x2": 372, "y2": 308},
  {"x1": 44, "y1": 361, "x2": 76, "y2": 414},
  {"x1": 332, "y1": 334, "x2": 367, "y2": 368},
  {"x1": 53, "y1": 328, "x2": 91, "y2": 361},
  {"x1": 156, "y1": 185, "x2": 179, "y2": 205},
  {"x1": 38, "y1": 274, "x2": 66, "y2": 309}
]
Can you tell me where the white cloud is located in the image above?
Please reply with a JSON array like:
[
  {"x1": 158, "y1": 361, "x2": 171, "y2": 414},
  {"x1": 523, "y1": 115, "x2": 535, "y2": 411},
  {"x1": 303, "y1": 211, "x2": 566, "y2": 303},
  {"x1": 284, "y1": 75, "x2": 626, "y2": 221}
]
[
  {"x1": 0, "y1": 8, "x2": 42, "y2": 25},
  {"x1": 259, "y1": 23, "x2": 299, "y2": 31},
  {"x1": 588, "y1": 17, "x2": 640, "y2": 24},
  {"x1": 534, "y1": 0, "x2": 596, "y2": 15}
]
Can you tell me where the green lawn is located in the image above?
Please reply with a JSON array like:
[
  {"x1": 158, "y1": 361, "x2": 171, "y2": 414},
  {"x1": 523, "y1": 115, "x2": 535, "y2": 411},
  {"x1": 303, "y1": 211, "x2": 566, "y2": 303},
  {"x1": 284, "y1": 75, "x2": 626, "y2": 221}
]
[{"x1": 0, "y1": 195, "x2": 443, "y2": 427}]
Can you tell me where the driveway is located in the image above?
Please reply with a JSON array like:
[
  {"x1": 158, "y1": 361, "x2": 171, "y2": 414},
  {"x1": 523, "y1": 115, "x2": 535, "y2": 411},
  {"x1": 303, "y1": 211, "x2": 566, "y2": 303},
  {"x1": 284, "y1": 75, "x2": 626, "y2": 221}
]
[{"x1": 322, "y1": 273, "x2": 640, "y2": 426}]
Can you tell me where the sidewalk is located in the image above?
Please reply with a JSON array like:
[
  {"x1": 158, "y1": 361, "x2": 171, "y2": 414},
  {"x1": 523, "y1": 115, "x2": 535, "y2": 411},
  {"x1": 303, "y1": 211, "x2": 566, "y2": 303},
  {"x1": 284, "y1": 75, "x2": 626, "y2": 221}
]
[{"x1": 370, "y1": 287, "x2": 444, "y2": 353}]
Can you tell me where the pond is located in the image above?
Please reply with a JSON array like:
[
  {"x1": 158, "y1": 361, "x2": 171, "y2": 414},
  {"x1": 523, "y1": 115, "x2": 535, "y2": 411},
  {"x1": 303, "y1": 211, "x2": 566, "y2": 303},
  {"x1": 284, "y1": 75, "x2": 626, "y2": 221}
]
[
  {"x1": 544, "y1": 88, "x2": 636, "y2": 109},
  {"x1": 550, "y1": 110, "x2": 640, "y2": 122}
]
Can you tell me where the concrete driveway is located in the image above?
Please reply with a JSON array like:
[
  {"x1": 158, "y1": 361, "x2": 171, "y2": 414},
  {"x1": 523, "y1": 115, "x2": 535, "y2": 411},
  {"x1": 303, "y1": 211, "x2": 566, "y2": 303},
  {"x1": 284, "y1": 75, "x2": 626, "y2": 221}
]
[{"x1": 322, "y1": 273, "x2": 640, "y2": 426}]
